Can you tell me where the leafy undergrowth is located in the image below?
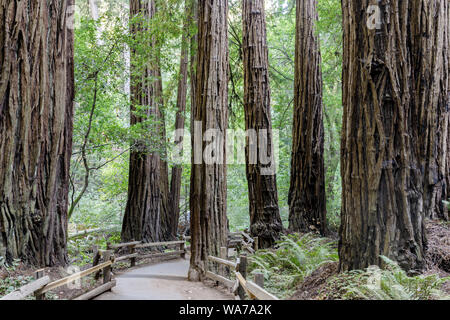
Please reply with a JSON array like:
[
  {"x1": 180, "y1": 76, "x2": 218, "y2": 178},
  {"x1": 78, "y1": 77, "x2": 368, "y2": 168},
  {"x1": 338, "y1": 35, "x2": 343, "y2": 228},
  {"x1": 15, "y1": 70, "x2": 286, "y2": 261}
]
[
  {"x1": 67, "y1": 229, "x2": 122, "y2": 266},
  {"x1": 291, "y1": 220, "x2": 450, "y2": 300},
  {"x1": 248, "y1": 233, "x2": 338, "y2": 299},
  {"x1": 320, "y1": 256, "x2": 450, "y2": 300},
  {"x1": 0, "y1": 259, "x2": 34, "y2": 299}
]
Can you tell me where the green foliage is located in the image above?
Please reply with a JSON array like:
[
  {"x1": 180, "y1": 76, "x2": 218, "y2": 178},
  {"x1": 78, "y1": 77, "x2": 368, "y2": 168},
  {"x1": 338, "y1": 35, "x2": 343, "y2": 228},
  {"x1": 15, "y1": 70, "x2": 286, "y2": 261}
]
[
  {"x1": 323, "y1": 256, "x2": 450, "y2": 300},
  {"x1": 0, "y1": 274, "x2": 34, "y2": 298},
  {"x1": 0, "y1": 259, "x2": 34, "y2": 298},
  {"x1": 67, "y1": 231, "x2": 122, "y2": 266},
  {"x1": 69, "y1": 0, "x2": 345, "y2": 237},
  {"x1": 248, "y1": 233, "x2": 338, "y2": 298}
]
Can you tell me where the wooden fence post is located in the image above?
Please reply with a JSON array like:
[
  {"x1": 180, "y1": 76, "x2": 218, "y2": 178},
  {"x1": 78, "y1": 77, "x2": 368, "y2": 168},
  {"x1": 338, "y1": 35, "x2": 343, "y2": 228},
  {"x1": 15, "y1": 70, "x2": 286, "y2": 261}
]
[
  {"x1": 254, "y1": 272, "x2": 264, "y2": 288},
  {"x1": 237, "y1": 254, "x2": 247, "y2": 299},
  {"x1": 103, "y1": 251, "x2": 112, "y2": 285},
  {"x1": 130, "y1": 239, "x2": 136, "y2": 267},
  {"x1": 253, "y1": 237, "x2": 259, "y2": 251},
  {"x1": 34, "y1": 269, "x2": 45, "y2": 300}
]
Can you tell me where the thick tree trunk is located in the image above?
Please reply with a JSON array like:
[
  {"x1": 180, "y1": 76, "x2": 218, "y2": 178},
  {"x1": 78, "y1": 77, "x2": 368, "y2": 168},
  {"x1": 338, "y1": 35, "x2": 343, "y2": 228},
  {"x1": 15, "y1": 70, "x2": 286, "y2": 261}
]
[
  {"x1": 169, "y1": 1, "x2": 190, "y2": 238},
  {"x1": 242, "y1": 0, "x2": 282, "y2": 248},
  {"x1": 122, "y1": 0, "x2": 169, "y2": 243},
  {"x1": 0, "y1": 0, "x2": 74, "y2": 266},
  {"x1": 339, "y1": 0, "x2": 447, "y2": 272},
  {"x1": 288, "y1": 0, "x2": 327, "y2": 235},
  {"x1": 189, "y1": 0, "x2": 228, "y2": 281},
  {"x1": 419, "y1": 1, "x2": 449, "y2": 221}
]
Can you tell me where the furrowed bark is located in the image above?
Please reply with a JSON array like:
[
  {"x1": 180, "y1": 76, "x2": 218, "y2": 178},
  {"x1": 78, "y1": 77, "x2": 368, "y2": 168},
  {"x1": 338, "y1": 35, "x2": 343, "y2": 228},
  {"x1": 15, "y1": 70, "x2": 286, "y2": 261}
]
[
  {"x1": 189, "y1": 0, "x2": 229, "y2": 281},
  {"x1": 418, "y1": 0, "x2": 449, "y2": 220},
  {"x1": 242, "y1": 0, "x2": 283, "y2": 248},
  {"x1": 0, "y1": 0, "x2": 74, "y2": 266},
  {"x1": 339, "y1": 0, "x2": 447, "y2": 272},
  {"x1": 288, "y1": 0, "x2": 327, "y2": 235},
  {"x1": 122, "y1": 0, "x2": 169, "y2": 243}
]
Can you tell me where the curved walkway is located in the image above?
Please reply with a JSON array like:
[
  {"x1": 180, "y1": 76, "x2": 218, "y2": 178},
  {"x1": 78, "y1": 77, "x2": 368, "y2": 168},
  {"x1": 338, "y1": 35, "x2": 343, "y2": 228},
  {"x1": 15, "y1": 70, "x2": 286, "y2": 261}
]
[{"x1": 96, "y1": 258, "x2": 233, "y2": 300}]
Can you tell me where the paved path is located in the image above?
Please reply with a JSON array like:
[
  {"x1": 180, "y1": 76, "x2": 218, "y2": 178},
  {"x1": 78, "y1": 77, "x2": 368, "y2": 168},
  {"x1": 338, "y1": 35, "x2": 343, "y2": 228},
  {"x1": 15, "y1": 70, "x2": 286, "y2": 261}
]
[{"x1": 96, "y1": 258, "x2": 233, "y2": 300}]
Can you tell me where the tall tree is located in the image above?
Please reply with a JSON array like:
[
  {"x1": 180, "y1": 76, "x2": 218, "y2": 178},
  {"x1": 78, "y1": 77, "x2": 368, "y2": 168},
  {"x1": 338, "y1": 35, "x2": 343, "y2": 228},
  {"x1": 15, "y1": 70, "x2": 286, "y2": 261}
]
[
  {"x1": 0, "y1": 0, "x2": 74, "y2": 266},
  {"x1": 122, "y1": 0, "x2": 169, "y2": 242},
  {"x1": 288, "y1": 0, "x2": 327, "y2": 235},
  {"x1": 169, "y1": 0, "x2": 191, "y2": 238},
  {"x1": 419, "y1": 0, "x2": 449, "y2": 221},
  {"x1": 189, "y1": 0, "x2": 229, "y2": 281},
  {"x1": 339, "y1": 0, "x2": 448, "y2": 271},
  {"x1": 242, "y1": 0, "x2": 283, "y2": 248}
]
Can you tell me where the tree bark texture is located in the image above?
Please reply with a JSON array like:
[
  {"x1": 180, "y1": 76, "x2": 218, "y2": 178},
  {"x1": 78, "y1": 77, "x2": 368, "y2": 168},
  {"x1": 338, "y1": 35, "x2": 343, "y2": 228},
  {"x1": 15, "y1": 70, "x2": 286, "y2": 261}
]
[
  {"x1": 122, "y1": 0, "x2": 169, "y2": 243},
  {"x1": 288, "y1": 0, "x2": 327, "y2": 235},
  {"x1": 0, "y1": 0, "x2": 74, "y2": 266},
  {"x1": 169, "y1": 0, "x2": 190, "y2": 238},
  {"x1": 339, "y1": 0, "x2": 448, "y2": 272},
  {"x1": 242, "y1": 0, "x2": 282, "y2": 249},
  {"x1": 418, "y1": 0, "x2": 449, "y2": 220},
  {"x1": 189, "y1": 0, "x2": 228, "y2": 281}
]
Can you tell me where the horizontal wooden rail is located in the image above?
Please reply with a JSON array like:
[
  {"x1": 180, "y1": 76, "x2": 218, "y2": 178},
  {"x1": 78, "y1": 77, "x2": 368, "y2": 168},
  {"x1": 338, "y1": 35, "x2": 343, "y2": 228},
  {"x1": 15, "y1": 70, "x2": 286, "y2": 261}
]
[
  {"x1": 37, "y1": 259, "x2": 113, "y2": 295},
  {"x1": 208, "y1": 255, "x2": 237, "y2": 269},
  {"x1": 73, "y1": 280, "x2": 117, "y2": 300},
  {"x1": 138, "y1": 250, "x2": 184, "y2": 260},
  {"x1": 245, "y1": 280, "x2": 279, "y2": 300},
  {"x1": 135, "y1": 240, "x2": 185, "y2": 249},
  {"x1": 0, "y1": 276, "x2": 50, "y2": 300},
  {"x1": 115, "y1": 252, "x2": 139, "y2": 262},
  {"x1": 235, "y1": 271, "x2": 278, "y2": 300},
  {"x1": 205, "y1": 271, "x2": 234, "y2": 288},
  {"x1": 107, "y1": 241, "x2": 140, "y2": 249}
]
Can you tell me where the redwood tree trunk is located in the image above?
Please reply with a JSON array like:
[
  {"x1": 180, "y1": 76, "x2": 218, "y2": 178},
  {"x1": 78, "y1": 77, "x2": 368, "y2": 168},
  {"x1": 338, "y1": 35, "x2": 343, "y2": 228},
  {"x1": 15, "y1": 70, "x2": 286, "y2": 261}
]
[
  {"x1": 242, "y1": 0, "x2": 283, "y2": 248},
  {"x1": 189, "y1": 0, "x2": 228, "y2": 281},
  {"x1": 339, "y1": 0, "x2": 446, "y2": 272},
  {"x1": 419, "y1": 0, "x2": 449, "y2": 221},
  {"x1": 288, "y1": 0, "x2": 327, "y2": 235},
  {"x1": 122, "y1": 0, "x2": 169, "y2": 243},
  {"x1": 0, "y1": 0, "x2": 74, "y2": 266},
  {"x1": 169, "y1": 1, "x2": 190, "y2": 238}
]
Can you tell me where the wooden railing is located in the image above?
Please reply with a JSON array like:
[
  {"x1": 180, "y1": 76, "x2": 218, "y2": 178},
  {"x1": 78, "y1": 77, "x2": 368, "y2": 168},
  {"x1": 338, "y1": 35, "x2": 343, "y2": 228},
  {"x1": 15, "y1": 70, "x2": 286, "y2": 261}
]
[
  {"x1": 1, "y1": 231, "x2": 259, "y2": 300},
  {"x1": 227, "y1": 231, "x2": 256, "y2": 254},
  {"x1": 0, "y1": 253, "x2": 115, "y2": 300},
  {"x1": 103, "y1": 239, "x2": 187, "y2": 268},
  {"x1": 205, "y1": 247, "x2": 279, "y2": 300},
  {"x1": 1, "y1": 237, "x2": 188, "y2": 300}
]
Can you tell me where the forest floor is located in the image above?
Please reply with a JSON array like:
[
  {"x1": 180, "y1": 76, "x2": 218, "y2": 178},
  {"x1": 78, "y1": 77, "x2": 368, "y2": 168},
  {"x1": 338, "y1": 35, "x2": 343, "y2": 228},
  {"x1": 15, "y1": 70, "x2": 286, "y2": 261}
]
[
  {"x1": 290, "y1": 219, "x2": 450, "y2": 300},
  {"x1": 1, "y1": 220, "x2": 448, "y2": 300}
]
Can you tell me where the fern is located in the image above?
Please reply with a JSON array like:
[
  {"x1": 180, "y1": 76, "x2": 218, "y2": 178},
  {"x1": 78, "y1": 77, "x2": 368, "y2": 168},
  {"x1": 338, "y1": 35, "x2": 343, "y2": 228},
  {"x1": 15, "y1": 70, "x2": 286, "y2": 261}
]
[
  {"x1": 323, "y1": 256, "x2": 450, "y2": 300},
  {"x1": 247, "y1": 233, "x2": 339, "y2": 299}
]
